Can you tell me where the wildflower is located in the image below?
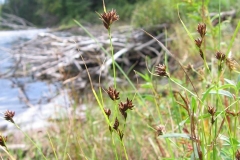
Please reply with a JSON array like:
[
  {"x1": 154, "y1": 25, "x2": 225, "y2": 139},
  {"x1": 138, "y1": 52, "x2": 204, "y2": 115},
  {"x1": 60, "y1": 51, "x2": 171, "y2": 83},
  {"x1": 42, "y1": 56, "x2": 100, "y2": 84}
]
[
  {"x1": 215, "y1": 51, "x2": 225, "y2": 61},
  {"x1": 99, "y1": 9, "x2": 119, "y2": 30},
  {"x1": 195, "y1": 38, "x2": 202, "y2": 48},
  {"x1": 4, "y1": 110, "x2": 15, "y2": 123},
  {"x1": 226, "y1": 58, "x2": 236, "y2": 71},
  {"x1": 0, "y1": 135, "x2": 7, "y2": 147},
  {"x1": 107, "y1": 87, "x2": 120, "y2": 101},
  {"x1": 113, "y1": 117, "x2": 119, "y2": 131},
  {"x1": 207, "y1": 106, "x2": 216, "y2": 116},
  {"x1": 208, "y1": 106, "x2": 216, "y2": 124},
  {"x1": 185, "y1": 64, "x2": 194, "y2": 72},
  {"x1": 156, "y1": 125, "x2": 165, "y2": 136},
  {"x1": 197, "y1": 23, "x2": 206, "y2": 38},
  {"x1": 155, "y1": 64, "x2": 169, "y2": 77},
  {"x1": 119, "y1": 98, "x2": 134, "y2": 119},
  {"x1": 199, "y1": 49, "x2": 204, "y2": 59},
  {"x1": 118, "y1": 130, "x2": 124, "y2": 140},
  {"x1": 104, "y1": 108, "x2": 111, "y2": 118}
]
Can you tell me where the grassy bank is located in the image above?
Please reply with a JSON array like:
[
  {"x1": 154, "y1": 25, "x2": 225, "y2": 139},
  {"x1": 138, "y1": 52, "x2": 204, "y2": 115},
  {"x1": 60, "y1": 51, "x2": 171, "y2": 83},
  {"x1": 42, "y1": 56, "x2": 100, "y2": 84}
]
[{"x1": 1, "y1": 0, "x2": 240, "y2": 159}]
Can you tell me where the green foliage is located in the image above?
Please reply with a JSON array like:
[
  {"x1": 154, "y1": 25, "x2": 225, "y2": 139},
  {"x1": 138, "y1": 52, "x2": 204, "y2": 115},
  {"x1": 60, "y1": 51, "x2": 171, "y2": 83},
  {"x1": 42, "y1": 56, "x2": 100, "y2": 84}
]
[
  {"x1": 2, "y1": 0, "x2": 240, "y2": 159},
  {"x1": 2, "y1": 0, "x2": 42, "y2": 25},
  {"x1": 131, "y1": 0, "x2": 178, "y2": 27},
  {"x1": 1, "y1": 0, "x2": 145, "y2": 27}
]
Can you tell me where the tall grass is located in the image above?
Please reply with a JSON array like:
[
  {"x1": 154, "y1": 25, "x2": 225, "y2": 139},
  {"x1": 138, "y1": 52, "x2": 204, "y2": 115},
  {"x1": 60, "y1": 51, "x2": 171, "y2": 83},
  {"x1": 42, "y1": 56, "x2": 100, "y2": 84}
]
[{"x1": 1, "y1": 0, "x2": 240, "y2": 159}]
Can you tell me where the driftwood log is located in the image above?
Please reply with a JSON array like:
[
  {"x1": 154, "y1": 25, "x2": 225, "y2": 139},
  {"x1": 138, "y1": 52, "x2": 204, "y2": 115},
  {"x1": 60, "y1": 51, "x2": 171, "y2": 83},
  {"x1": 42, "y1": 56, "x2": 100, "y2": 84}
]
[
  {"x1": 0, "y1": 13, "x2": 35, "y2": 30},
  {"x1": 7, "y1": 25, "x2": 171, "y2": 88}
]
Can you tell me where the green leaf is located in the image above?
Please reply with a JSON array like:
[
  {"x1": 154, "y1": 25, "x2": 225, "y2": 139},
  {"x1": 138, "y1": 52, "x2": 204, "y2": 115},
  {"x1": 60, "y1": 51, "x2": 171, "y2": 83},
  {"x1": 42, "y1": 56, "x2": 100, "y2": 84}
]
[
  {"x1": 141, "y1": 82, "x2": 153, "y2": 89},
  {"x1": 224, "y1": 78, "x2": 236, "y2": 85},
  {"x1": 191, "y1": 97, "x2": 197, "y2": 111},
  {"x1": 178, "y1": 118, "x2": 189, "y2": 126},
  {"x1": 135, "y1": 71, "x2": 151, "y2": 82},
  {"x1": 142, "y1": 94, "x2": 155, "y2": 102},
  {"x1": 209, "y1": 89, "x2": 233, "y2": 98},
  {"x1": 237, "y1": 75, "x2": 240, "y2": 90},
  {"x1": 219, "y1": 134, "x2": 240, "y2": 147},
  {"x1": 198, "y1": 113, "x2": 211, "y2": 120},
  {"x1": 218, "y1": 84, "x2": 236, "y2": 90},
  {"x1": 160, "y1": 133, "x2": 191, "y2": 139},
  {"x1": 202, "y1": 85, "x2": 215, "y2": 102}
]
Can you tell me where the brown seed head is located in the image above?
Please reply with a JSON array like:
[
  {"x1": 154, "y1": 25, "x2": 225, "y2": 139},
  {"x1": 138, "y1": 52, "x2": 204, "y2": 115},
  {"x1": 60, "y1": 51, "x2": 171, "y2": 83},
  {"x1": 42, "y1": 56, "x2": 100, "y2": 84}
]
[
  {"x1": 195, "y1": 38, "x2": 202, "y2": 48},
  {"x1": 119, "y1": 103, "x2": 127, "y2": 119},
  {"x1": 99, "y1": 9, "x2": 119, "y2": 29},
  {"x1": 185, "y1": 64, "x2": 194, "y2": 72},
  {"x1": 199, "y1": 49, "x2": 204, "y2": 59},
  {"x1": 104, "y1": 108, "x2": 111, "y2": 118},
  {"x1": 226, "y1": 58, "x2": 236, "y2": 71},
  {"x1": 4, "y1": 110, "x2": 15, "y2": 123},
  {"x1": 119, "y1": 98, "x2": 134, "y2": 112},
  {"x1": 0, "y1": 135, "x2": 7, "y2": 147},
  {"x1": 107, "y1": 87, "x2": 120, "y2": 101},
  {"x1": 215, "y1": 51, "x2": 225, "y2": 61},
  {"x1": 118, "y1": 130, "x2": 124, "y2": 140},
  {"x1": 207, "y1": 106, "x2": 216, "y2": 116},
  {"x1": 236, "y1": 149, "x2": 240, "y2": 160},
  {"x1": 156, "y1": 125, "x2": 165, "y2": 136},
  {"x1": 125, "y1": 98, "x2": 134, "y2": 110},
  {"x1": 197, "y1": 23, "x2": 206, "y2": 38},
  {"x1": 155, "y1": 64, "x2": 169, "y2": 77},
  {"x1": 226, "y1": 110, "x2": 238, "y2": 117},
  {"x1": 113, "y1": 117, "x2": 119, "y2": 131},
  {"x1": 119, "y1": 98, "x2": 134, "y2": 119}
]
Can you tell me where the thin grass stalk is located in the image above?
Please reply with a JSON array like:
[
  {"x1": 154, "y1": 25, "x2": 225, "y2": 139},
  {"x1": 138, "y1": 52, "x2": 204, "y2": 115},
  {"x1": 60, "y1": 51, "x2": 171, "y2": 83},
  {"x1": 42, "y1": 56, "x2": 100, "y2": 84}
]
[
  {"x1": 79, "y1": 55, "x2": 121, "y2": 159},
  {"x1": 0, "y1": 146, "x2": 15, "y2": 160},
  {"x1": 226, "y1": 20, "x2": 240, "y2": 57},
  {"x1": 111, "y1": 133, "x2": 119, "y2": 160},
  {"x1": 63, "y1": 131, "x2": 70, "y2": 160},
  {"x1": 177, "y1": 4, "x2": 210, "y2": 73},
  {"x1": 47, "y1": 131, "x2": 58, "y2": 160},
  {"x1": 121, "y1": 140, "x2": 129, "y2": 160},
  {"x1": 13, "y1": 123, "x2": 47, "y2": 160},
  {"x1": 76, "y1": 132, "x2": 88, "y2": 160},
  {"x1": 80, "y1": 55, "x2": 110, "y2": 125},
  {"x1": 214, "y1": 2, "x2": 222, "y2": 157},
  {"x1": 73, "y1": 20, "x2": 145, "y2": 103},
  {"x1": 108, "y1": 29, "x2": 117, "y2": 88},
  {"x1": 163, "y1": 32, "x2": 174, "y2": 157}
]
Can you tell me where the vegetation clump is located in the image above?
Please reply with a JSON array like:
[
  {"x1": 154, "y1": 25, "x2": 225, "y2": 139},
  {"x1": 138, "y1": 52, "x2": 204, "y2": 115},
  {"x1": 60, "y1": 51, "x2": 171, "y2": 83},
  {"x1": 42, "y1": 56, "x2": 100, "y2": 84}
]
[{"x1": 1, "y1": 0, "x2": 240, "y2": 159}]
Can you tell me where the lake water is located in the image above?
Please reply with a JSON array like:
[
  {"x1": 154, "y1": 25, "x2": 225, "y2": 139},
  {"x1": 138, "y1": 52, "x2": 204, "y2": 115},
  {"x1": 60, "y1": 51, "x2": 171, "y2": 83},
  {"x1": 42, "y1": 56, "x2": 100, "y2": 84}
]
[{"x1": 0, "y1": 29, "x2": 58, "y2": 114}]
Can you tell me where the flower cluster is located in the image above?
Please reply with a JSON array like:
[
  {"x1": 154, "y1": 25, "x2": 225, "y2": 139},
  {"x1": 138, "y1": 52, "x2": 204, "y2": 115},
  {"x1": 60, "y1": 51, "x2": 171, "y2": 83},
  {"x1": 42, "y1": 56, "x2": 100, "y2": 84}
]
[
  {"x1": 99, "y1": 9, "x2": 119, "y2": 30},
  {"x1": 107, "y1": 87, "x2": 120, "y2": 101},
  {"x1": 197, "y1": 23, "x2": 206, "y2": 38},
  {"x1": 119, "y1": 98, "x2": 134, "y2": 119},
  {"x1": 105, "y1": 87, "x2": 134, "y2": 140},
  {"x1": 215, "y1": 51, "x2": 226, "y2": 61},
  {"x1": 4, "y1": 110, "x2": 15, "y2": 123},
  {"x1": 0, "y1": 135, "x2": 7, "y2": 147},
  {"x1": 195, "y1": 23, "x2": 207, "y2": 60},
  {"x1": 155, "y1": 64, "x2": 169, "y2": 77}
]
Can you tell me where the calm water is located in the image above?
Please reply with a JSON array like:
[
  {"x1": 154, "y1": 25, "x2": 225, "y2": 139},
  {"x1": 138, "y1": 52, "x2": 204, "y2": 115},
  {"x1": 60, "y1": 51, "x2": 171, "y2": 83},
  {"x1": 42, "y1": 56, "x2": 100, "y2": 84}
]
[{"x1": 0, "y1": 29, "x2": 58, "y2": 114}]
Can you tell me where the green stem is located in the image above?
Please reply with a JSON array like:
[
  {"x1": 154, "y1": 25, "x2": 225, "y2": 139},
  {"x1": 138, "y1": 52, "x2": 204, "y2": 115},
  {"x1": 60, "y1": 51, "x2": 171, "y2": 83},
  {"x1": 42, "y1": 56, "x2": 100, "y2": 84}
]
[
  {"x1": 0, "y1": 146, "x2": 15, "y2": 160},
  {"x1": 14, "y1": 123, "x2": 47, "y2": 160},
  {"x1": 121, "y1": 140, "x2": 129, "y2": 160},
  {"x1": 108, "y1": 28, "x2": 116, "y2": 88},
  {"x1": 169, "y1": 77, "x2": 197, "y2": 97},
  {"x1": 111, "y1": 133, "x2": 119, "y2": 160},
  {"x1": 74, "y1": 20, "x2": 145, "y2": 103},
  {"x1": 47, "y1": 131, "x2": 58, "y2": 160}
]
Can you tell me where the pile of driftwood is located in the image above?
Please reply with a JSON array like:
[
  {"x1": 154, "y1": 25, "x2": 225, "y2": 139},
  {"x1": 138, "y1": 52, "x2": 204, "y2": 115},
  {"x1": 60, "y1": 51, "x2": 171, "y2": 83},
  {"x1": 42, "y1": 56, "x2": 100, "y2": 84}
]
[
  {"x1": 8, "y1": 25, "x2": 170, "y2": 88},
  {"x1": 0, "y1": 13, "x2": 35, "y2": 30}
]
